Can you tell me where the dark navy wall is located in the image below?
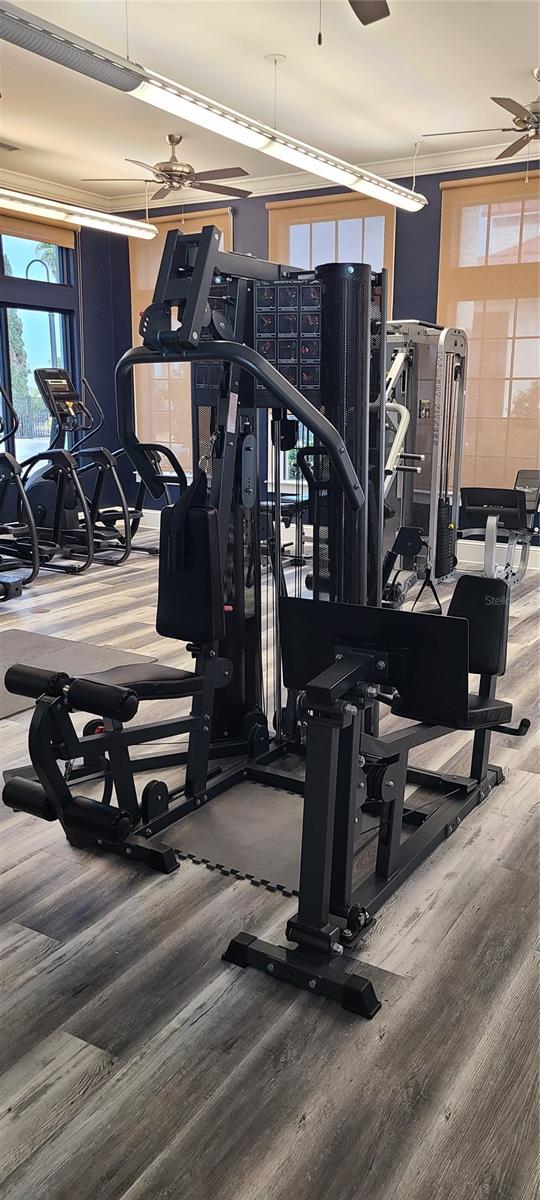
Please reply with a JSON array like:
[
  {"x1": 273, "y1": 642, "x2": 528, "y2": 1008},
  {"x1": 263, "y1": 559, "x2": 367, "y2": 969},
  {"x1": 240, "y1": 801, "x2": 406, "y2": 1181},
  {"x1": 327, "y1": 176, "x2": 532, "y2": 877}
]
[{"x1": 77, "y1": 228, "x2": 132, "y2": 488}]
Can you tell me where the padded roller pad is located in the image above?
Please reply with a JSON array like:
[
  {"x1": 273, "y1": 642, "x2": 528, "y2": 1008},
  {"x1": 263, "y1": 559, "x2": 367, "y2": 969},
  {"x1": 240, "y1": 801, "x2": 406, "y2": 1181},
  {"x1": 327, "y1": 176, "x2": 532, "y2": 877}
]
[
  {"x1": 3, "y1": 777, "x2": 57, "y2": 821},
  {"x1": 5, "y1": 664, "x2": 71, "y2": 699},
  {"x1": 78, "y1": 663, "x2": 204, "y2": 700},
  {"x1": 63, "y1": 796, "x2": 132, "y2": 843}
]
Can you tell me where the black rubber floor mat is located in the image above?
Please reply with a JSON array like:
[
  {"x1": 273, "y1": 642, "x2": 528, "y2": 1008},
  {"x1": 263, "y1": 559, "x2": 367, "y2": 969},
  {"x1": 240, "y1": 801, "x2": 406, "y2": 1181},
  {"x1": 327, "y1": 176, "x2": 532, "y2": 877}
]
[
  {"x1": 157, "y1": 781, "x2": 304, "y2": 893},
  {"x1": 156, "y1": 780, "x2": 382, "y2": 896}
]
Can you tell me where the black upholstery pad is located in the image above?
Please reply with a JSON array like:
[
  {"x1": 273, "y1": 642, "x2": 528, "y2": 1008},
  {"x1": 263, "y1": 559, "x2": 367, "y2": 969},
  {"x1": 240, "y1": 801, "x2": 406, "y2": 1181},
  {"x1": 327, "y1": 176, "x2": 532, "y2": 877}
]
[
  {"x1": 448, "y1": 575, "x2": 510, "y2": 676},
  {"x1": 462, "y1": 694, "x2": 512, "y2": 729},
  {"x1": 80, "y1": 663, "x2": 203, "y2": 700}
]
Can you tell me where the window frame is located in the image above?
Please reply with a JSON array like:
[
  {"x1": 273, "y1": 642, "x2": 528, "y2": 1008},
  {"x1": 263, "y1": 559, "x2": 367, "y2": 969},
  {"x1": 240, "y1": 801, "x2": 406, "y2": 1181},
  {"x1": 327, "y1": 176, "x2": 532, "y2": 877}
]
[
  {"x1": 267, "y1": 192, "x2": 396, "y2": 314},
  {"x1": 437, "y1": 170, "x2": 540, "y2": 490},
  {"x1": 438, "y1": 171, "x2": 539, "y2": 309},
  {"x1": 0, "y1": 221, "x2": 78, "y2": 456}
]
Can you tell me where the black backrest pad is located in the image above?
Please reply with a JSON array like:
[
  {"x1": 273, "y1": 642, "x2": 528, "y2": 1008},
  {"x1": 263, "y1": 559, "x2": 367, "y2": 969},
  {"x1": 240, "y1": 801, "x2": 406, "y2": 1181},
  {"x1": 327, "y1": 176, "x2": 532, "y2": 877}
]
[
  {"x1": 280, "y1": 597, "x2": 470, "y2": 727},
  {"x1": 157, "y1": 504, "x2": 225, "y2": 643},
  {"x1": 460, "y1": 487, "x2": 527, "y2": 531},
  {"x1": 448, "y1": 575, "x2": 510, "y2": 677}
]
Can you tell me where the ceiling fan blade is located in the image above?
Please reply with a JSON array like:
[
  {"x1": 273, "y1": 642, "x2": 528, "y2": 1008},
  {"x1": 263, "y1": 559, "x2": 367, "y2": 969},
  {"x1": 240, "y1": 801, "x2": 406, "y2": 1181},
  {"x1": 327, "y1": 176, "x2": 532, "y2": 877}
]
[
  {"x1": 125, "y1": 158, "x2": 159, "y2": 174},
  {"x1": 348, "y1": 0, "x2": 390, "y2": 26},
  {"x1": 491, "y1": 96, "x2": 532, "y2": 123},
  {"x1": 151, "y1": 185, "x2": 172, "y2": 201},
  {"x1": 422, "y1": 128, "x2": 515, "y2": 137},
  {"x1": 191, "y1": 167, "x2": 249, "y2": 182},
  {"x1": 81, "y1": 177, "x2": 151, "y2": 182},
  {"x1": 192, "y1": 181, "x2": 252, "y2": 198},
  {"x1": 496, "y1": 133, "x2": 533, "y2": 160}
]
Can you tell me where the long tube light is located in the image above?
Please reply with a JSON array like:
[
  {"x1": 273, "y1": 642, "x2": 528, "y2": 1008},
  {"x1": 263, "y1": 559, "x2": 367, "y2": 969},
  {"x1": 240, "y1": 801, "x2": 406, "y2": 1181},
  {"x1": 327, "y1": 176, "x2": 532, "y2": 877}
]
[
  {"x1": 0, "y1": 186, "x2": 158, "y2": 238},
  {"x1": 0, "y1": 3, "x2": 427, "y2": 213}
]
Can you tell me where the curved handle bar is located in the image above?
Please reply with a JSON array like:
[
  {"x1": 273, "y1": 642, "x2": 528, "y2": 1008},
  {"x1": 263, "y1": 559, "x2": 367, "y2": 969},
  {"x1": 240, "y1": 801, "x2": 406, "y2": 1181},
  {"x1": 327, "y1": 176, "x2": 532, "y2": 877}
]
[
  {"x1": 384, "y1": 401, "x2": 411, "y2": 498},
  {"x1": 116, "y1": 340, "x2": 364, "y2": 510},
  {"x1": 69, "y1": 378, "x2": 105, "y2": 452},
  {"x1": 0, "y1": 382, "x2": 19, "y2": 443}
]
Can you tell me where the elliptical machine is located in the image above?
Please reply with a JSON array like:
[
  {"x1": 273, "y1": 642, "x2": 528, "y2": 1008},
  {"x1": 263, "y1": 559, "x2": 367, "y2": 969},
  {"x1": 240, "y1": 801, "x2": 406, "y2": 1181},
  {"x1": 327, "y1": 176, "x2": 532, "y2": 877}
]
[
  {"x1": 22, "y1": 367, "x2": 136, "y2": 569},
  {"x1": 0, "y1": 382, "x2": 42, "y2": 599},
  {"x1": 31, "y1": 369, "x2": 169, "y2": 564}
]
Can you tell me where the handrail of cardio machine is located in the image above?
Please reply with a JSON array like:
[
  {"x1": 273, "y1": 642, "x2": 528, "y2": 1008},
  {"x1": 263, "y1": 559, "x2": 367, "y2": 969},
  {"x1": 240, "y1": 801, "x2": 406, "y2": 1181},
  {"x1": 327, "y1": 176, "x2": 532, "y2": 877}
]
[
  {"x1": 0, "y1": 382, "x2": 19, "y2": 443},
  {"x1": 115, "y1": 338, "x2": 365, "y2": 511}
]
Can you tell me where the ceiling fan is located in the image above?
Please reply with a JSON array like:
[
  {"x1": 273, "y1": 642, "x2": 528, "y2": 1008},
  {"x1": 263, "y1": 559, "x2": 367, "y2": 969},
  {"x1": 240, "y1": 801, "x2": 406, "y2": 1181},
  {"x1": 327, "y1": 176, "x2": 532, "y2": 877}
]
[
  {"x1": 82, "y1": 133, "x2": 252, "y2": 201},
  {"x1": 423, "y1": 79, "x2": 540, "y2": 160},
  {"x1": 348, "y1": 1, "x2": 390, "y2": 25},
  {"x1": 318, "y1": 2, "x2": 389, "y2": 47}
]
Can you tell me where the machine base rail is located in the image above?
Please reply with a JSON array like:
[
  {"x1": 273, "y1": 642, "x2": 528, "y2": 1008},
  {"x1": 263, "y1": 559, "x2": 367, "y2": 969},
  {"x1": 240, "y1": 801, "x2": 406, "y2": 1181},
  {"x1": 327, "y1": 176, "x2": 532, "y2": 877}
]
[
  {"x1": 223, "y1": 932, "x2": 381, "y2": 1018},
  {"x1": 66, "y1": 829, "x2": 181, "y2": 874}
]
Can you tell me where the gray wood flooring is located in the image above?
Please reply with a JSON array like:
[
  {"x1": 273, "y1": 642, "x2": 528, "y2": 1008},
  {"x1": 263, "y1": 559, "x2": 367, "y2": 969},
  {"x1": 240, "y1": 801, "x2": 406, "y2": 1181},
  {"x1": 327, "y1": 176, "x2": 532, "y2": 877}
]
[{"x1": 0, "y1": 546, "x2": 538, "y2": 1200}]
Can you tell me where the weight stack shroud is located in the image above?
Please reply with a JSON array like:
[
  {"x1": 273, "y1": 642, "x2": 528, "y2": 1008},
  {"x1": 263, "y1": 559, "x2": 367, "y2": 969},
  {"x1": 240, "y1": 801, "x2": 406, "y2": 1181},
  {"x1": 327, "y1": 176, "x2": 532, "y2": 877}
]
[{"x1": 316, "y1": 262, "x2": 371, "y2": 605}]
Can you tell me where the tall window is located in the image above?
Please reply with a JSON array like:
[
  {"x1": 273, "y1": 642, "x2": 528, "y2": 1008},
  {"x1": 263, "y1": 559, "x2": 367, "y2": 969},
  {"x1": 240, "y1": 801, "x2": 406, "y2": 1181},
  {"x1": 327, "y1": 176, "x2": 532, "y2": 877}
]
[
  {"x1": 268, "y1": 193, "x2": 395, "y2": 305},
  {"x1": 0, "y1": 217, "x2": 76, "y2": 462},
  {"x1": 129, "y1": 210, "x2": 232, "y2": 480},
  {"x1": 5, "y1": 307, "x2": 67, "y2": 460},
  {"x1": 438, "y1": 172, "x2": 540, "y2": 488},
  {"x1": 1, "y1": 233, "x2": 62, "y2": 283}
]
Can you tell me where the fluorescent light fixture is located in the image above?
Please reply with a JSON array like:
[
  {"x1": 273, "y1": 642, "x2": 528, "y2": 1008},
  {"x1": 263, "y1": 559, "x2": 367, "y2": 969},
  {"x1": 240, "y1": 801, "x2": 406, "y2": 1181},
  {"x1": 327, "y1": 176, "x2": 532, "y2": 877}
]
[
  {"x1": 0, "y1": 2, "x2": 428, "y2": 214},
  {"x1": 135, "y1": 76, "x2": 427, "y2": 211},
  {"x1": 132, "y1": 80, "x2": 270, "y2": 151},
  {"x1": 0, "y1": 186, "x2": 158, "y2": 238}
]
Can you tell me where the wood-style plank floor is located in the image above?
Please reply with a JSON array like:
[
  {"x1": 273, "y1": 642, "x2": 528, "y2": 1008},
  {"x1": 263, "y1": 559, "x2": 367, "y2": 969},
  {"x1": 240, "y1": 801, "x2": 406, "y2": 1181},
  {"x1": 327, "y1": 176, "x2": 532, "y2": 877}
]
[{"x1": 0, "y1": 544, "x2": 538, "y2": 1200}]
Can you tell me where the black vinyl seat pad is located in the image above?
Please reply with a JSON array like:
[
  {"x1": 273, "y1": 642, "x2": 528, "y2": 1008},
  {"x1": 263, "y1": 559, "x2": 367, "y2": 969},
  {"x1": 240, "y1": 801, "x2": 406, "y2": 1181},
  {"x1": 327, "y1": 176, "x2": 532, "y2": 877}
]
[
  {"x1": 80, "y1": 663, "x2": 203, "y2": 700},
  {"x1": 464, "y1": 694, "x2": 512, "y2": 729},
  {"x1": 392, "y1": 693, "x2": 512, "y2": 730}
]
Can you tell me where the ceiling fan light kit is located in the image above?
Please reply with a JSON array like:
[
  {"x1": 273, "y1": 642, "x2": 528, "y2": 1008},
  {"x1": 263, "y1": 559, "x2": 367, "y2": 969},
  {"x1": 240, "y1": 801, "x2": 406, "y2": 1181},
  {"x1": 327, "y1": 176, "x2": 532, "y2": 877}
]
[{"x1": 0, "y1": 1, "x2": 426, "y2": 213}]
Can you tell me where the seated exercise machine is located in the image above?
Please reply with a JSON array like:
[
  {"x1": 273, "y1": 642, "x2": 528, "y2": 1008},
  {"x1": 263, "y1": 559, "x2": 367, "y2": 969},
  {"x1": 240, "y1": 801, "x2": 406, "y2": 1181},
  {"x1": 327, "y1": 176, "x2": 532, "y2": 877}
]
[
  {"x1": 3, "y1": 228, "x2": 529, "y2": 1016},
  {"x1": 460, "y1": 470, "x2": 540, "y2": 587},
  {"x1": 0, "y1": 382, "x2": 40, "y2": 599},
  {"x1": 3, "y1": 227, "x2": 363, "y2": 869}
]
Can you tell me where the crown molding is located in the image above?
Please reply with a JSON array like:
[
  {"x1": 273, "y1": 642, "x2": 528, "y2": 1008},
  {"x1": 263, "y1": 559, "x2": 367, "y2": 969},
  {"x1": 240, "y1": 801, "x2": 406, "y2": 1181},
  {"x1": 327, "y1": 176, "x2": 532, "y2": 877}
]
[
  {"x1": 0, "y1": 165, "x2": 115, "y2": 208},
  {"x1": 0, "y1": 142, "x2": 537, "y2": 214}
]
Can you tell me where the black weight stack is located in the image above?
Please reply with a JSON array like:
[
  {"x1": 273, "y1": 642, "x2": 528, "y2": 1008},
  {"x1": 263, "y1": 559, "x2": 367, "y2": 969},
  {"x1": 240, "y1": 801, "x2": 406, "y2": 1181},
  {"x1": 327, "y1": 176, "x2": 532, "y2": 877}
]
[{"x1": 434, "y1": 497, "x2": 457, "y2": 578}]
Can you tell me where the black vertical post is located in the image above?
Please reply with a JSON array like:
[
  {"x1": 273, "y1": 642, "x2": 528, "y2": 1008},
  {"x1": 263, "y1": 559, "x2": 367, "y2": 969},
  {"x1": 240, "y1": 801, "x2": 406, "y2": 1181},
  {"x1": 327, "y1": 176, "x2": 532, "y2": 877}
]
[
  {"x1": 296, "y1": 713, "x2": 342, "y2": 932},
  {"x1": 471, "y1": 674, "x2": 495, "y2": 782},
  {"x1": 318, "y1": 262, "x2": 371, "y2": 605},
  {"x1": 329, "y1": 706, "x2": 362, "y2": 915},
  {"x1": 375, "y1": 752, "x2": 408, "y2": 879},
  {"x1": 369, "y1": 269, "x2": 387, "y2": 608}
]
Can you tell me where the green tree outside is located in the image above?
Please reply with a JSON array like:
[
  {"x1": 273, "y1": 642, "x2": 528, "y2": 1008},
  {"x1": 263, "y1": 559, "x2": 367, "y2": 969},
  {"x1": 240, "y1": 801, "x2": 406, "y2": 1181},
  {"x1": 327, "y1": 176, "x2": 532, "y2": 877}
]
[{"x1": 3, "y1": 243, "x2": 56, "y2": 439}]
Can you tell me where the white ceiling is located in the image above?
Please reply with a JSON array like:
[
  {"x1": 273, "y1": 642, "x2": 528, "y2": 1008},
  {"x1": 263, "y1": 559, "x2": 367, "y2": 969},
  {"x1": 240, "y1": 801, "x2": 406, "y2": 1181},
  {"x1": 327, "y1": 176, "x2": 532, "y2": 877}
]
[{"x1": 0, "y1": 0, "x2": 538, "y2": 210}]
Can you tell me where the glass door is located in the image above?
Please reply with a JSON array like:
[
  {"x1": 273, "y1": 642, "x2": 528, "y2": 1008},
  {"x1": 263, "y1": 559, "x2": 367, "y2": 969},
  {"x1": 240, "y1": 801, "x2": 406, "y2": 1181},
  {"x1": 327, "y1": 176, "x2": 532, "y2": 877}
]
[{"x1": 2, "y1": 306, "x2": 67, "y2": 461}]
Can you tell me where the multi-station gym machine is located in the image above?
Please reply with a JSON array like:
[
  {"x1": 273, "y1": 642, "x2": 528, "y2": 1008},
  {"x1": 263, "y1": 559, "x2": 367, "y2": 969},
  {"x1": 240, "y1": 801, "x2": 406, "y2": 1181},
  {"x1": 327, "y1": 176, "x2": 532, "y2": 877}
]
[{"x1": 8, "y1": 226, "x2": 519, "y2": 1021}]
